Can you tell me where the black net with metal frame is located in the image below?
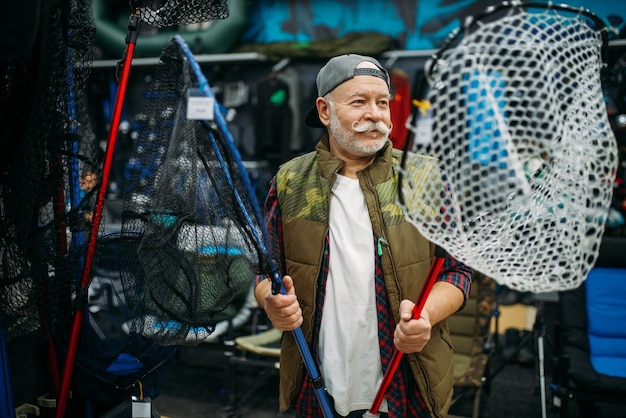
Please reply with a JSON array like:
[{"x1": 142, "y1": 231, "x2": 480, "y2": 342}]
[
  {"x1": 118, "y1": 38, "x2": 261, "y2": 346},
  {"x1": 132, "y1": 0, "x2": 229, "y2": 28}
]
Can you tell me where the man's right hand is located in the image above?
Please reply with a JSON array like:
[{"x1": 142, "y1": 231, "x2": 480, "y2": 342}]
[{"x1": 255, "y1": 275, "x2": 303, "y2": 331}]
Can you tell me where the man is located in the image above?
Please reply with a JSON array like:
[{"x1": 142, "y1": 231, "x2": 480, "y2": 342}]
[{"x1": 254, "y1": 54, "x2": 472, "y2": 418}]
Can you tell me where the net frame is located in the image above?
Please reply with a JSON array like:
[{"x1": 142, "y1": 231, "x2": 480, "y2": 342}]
[{"x1": 398, "y1": 2, "x2": 618, "y2": 294}]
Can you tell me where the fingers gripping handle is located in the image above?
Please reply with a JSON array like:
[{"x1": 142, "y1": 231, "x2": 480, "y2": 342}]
[
  {"x1": 270, "y1": 270, "x2": 285, "y2": 296},
  {"x1": 366, "y1": 251, "x2": 446, "y2": 416},
  {"x1": 269, "y1": 268, "x2": 334, "y2": 418}
]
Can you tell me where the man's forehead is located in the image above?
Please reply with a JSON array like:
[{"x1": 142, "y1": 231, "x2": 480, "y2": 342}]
[{"x1": 332, "y1": 77, "x2": 391, "y2": 98}]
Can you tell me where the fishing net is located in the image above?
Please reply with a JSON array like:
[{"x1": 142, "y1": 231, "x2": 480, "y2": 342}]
[
  {"x1": 52, "y1": 231, "x2": 178, "y2": 408},
  {"x1": 399, "y1": 3, "x2": 618, "y2": 293},
  {"x1": 144, "y1": 36, "x2": 334, "y2": 413},
  {"x1": 118, "y1": 36, "x2": 262, "y2": 346},
  {"x1": 132, "y1": 0, "x2": 229, "y2": 27},
  {"x1": 0, "y1": 0, "x2": 96, "y2": 342}
]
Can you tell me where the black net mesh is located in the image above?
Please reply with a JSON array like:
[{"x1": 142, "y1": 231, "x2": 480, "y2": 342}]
[
  {"x1": 132, "y1": 0, "x2": 229, "y2": 28},
  {"x1": 0, "y1": 0, "x2": 97, "y2": 342},
  {"x1": 119, "y1": 37, "x2": 262, "y2": 346},
  {"x1": 0, "y1": 0, "x2": 184, "y2": 403},
  {"x1": 52, "y1": 230, "x2": 177, "y2": 405}
]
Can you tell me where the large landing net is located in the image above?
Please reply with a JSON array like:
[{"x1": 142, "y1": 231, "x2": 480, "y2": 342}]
[
  {"x1": 118, "y1": 37, "x2": 262, "y2": 346},
  {"x1": 400, "y1": 3, "x2": 618, "y2": 292}
]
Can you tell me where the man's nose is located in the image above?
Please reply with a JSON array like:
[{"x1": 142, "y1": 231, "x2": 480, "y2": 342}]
[{"x1": 363, "y1": 102, "x2": 383, "y2": 121}]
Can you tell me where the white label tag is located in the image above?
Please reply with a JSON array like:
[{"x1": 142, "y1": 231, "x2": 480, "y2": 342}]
[
  {"x1": 132, "y1": 398, "x2": 151, "y2": 418},
  {"x1": 414, "y1": 109, "x2": 433, "y2": 145},
  {"x1": 187, "y1": 95, "x2": 214, "y2": 120}
]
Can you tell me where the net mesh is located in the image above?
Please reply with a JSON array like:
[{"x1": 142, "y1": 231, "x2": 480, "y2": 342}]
[
  {"x1": 52, "y1": 230, "x2": 177, "y2": 404},
  {"x1": 119, "y1": 37, "x2": 261, "y2": 346},
  {"x1": 132, "y1": 0, "x2": 229, "y2": 28},
  {"x1": 401, "y1": 4, "x2": 618, "y2": 292},
  {"x1": 0, "y1": 0, "x2": 97, "y2": 342}
]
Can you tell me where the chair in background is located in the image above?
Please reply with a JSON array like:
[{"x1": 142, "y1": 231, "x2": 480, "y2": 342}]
[
  {"x1": 448, "y1": 272, "x2": 496, "y2": 418},
  {"x1": 223, "y1": 300, "x2": 282, "y2": 417},
  {"x1": 552, "y1": 266, "x2": 626, "y2": 418}
]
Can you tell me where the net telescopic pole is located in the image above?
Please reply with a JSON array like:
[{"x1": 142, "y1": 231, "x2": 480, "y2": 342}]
[
  {"x1": 365, "y1": 255, "x2": 445, "y2": 417},
  {"x1": 55, "y1": 14, "x2": 139, "y2": 418}
]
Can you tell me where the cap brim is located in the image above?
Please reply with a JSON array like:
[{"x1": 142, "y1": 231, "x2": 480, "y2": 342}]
[{"x1": 305, "y1": 106, "x2": 325, "y2": 128}]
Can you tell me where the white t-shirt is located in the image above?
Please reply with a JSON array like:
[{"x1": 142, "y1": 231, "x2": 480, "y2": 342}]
[{"x1": 319, "y1": 173, "x2": 388, "y2": 416}]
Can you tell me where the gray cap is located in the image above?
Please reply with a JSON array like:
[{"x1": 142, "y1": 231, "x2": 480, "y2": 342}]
[{"x1": 305, "y1": 54, "x2": 390, "y2": 128}]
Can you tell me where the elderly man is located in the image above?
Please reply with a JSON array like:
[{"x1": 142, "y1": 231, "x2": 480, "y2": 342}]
[{"x1": 255, "y1": 54, "x2": 472, "y2": 418}]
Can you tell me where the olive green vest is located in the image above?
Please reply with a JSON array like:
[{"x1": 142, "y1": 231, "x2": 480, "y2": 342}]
[{"x1": 275, "y1": 137, "x2": 454, "y2": 417}]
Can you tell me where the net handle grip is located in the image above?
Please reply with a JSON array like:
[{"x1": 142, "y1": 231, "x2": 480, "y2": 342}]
[
  {"x1": 270, "y1": 270, "x2": 286, "y2": 296},
  {"x1": 267, "y1": 269, "x2": 334, "y2": 417},
  {"x1": 368, "y1": 251, "x2": 446, "y2": 414}
]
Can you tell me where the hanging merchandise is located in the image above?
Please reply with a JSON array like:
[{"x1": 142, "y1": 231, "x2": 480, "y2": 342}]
[
  {"x1": 130, "y1": 35, "x2": 335, "y2": 417},
  {"x1": 0, "y1": 0, "x2": 96, "y2": 414},
  {"x1": 275, "y1": 66, "x2": 304, "y2": 153},
  {"x1": 255, "y1": 73, "x2": 293, "y2": 174},
  {"x1": 389, "y1": 68, "x2": 411, "y2": 150}
]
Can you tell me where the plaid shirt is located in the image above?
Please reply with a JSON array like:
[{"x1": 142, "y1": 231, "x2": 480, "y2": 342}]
[{"x1": 258, "y1": 177, "x2": 472, "y2": 418}]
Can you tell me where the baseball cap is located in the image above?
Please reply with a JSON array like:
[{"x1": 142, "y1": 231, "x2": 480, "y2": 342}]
[{"x1": 305, "y1": 54, "x2": 390, "y2": 128}]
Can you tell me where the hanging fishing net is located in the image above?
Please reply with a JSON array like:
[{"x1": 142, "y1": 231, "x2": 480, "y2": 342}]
[
  {"x1": 132, "y1": 0, "x2": 229, "y2": 27},
  {"x1": 118, "y1": 35, "x2": 264, "y2": 346},
  {"x1": 128, "y1": 35, "x2": 334, "y2": 412},
  {"x1": 399, "y1": 3, "x2": 618, "y2": 293},
  {"x1": 0, "y1": 0, "x2": 96, "y2": 342},
  {"x1": 52, "y1": 231, "x2": 178, "y2": 409}
]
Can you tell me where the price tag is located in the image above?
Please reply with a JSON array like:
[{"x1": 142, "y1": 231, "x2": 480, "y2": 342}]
[
  {"x1": 132, "y1": 396, "x2": 151, "y2": 418},
  {"x1": 187, "y1": 89, "x2": 214, "y2": 120},
  {"x1": 414, "y1": 108, "x2": 433, "y2": 145}
]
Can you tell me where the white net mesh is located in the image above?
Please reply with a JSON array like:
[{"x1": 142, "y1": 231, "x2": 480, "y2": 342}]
[{"x1": 400, "y1": 5, "x2": 618, "y2": 292}]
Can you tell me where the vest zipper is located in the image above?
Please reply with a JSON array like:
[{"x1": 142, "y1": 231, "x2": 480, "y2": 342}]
[
  {"x1": 362, "y1": 171, "x2": 400, "y2": 285},
  {"x1": 377, "y1": 236, "x2": 388, "y2": 256}
]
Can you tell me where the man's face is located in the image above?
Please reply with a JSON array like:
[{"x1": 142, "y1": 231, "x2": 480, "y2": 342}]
[{"x1": 321, "y1": 67, "x2": 392, "y2": 158}]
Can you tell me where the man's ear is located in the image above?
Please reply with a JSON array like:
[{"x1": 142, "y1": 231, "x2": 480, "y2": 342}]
[{"x1": 316, "y1": 97, "x2": 331, "y2": 127}]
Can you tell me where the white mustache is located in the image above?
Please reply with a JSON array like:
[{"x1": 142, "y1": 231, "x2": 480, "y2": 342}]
[{"x1": 351, "y1": 120, "x2": 391, "y2": 136}]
